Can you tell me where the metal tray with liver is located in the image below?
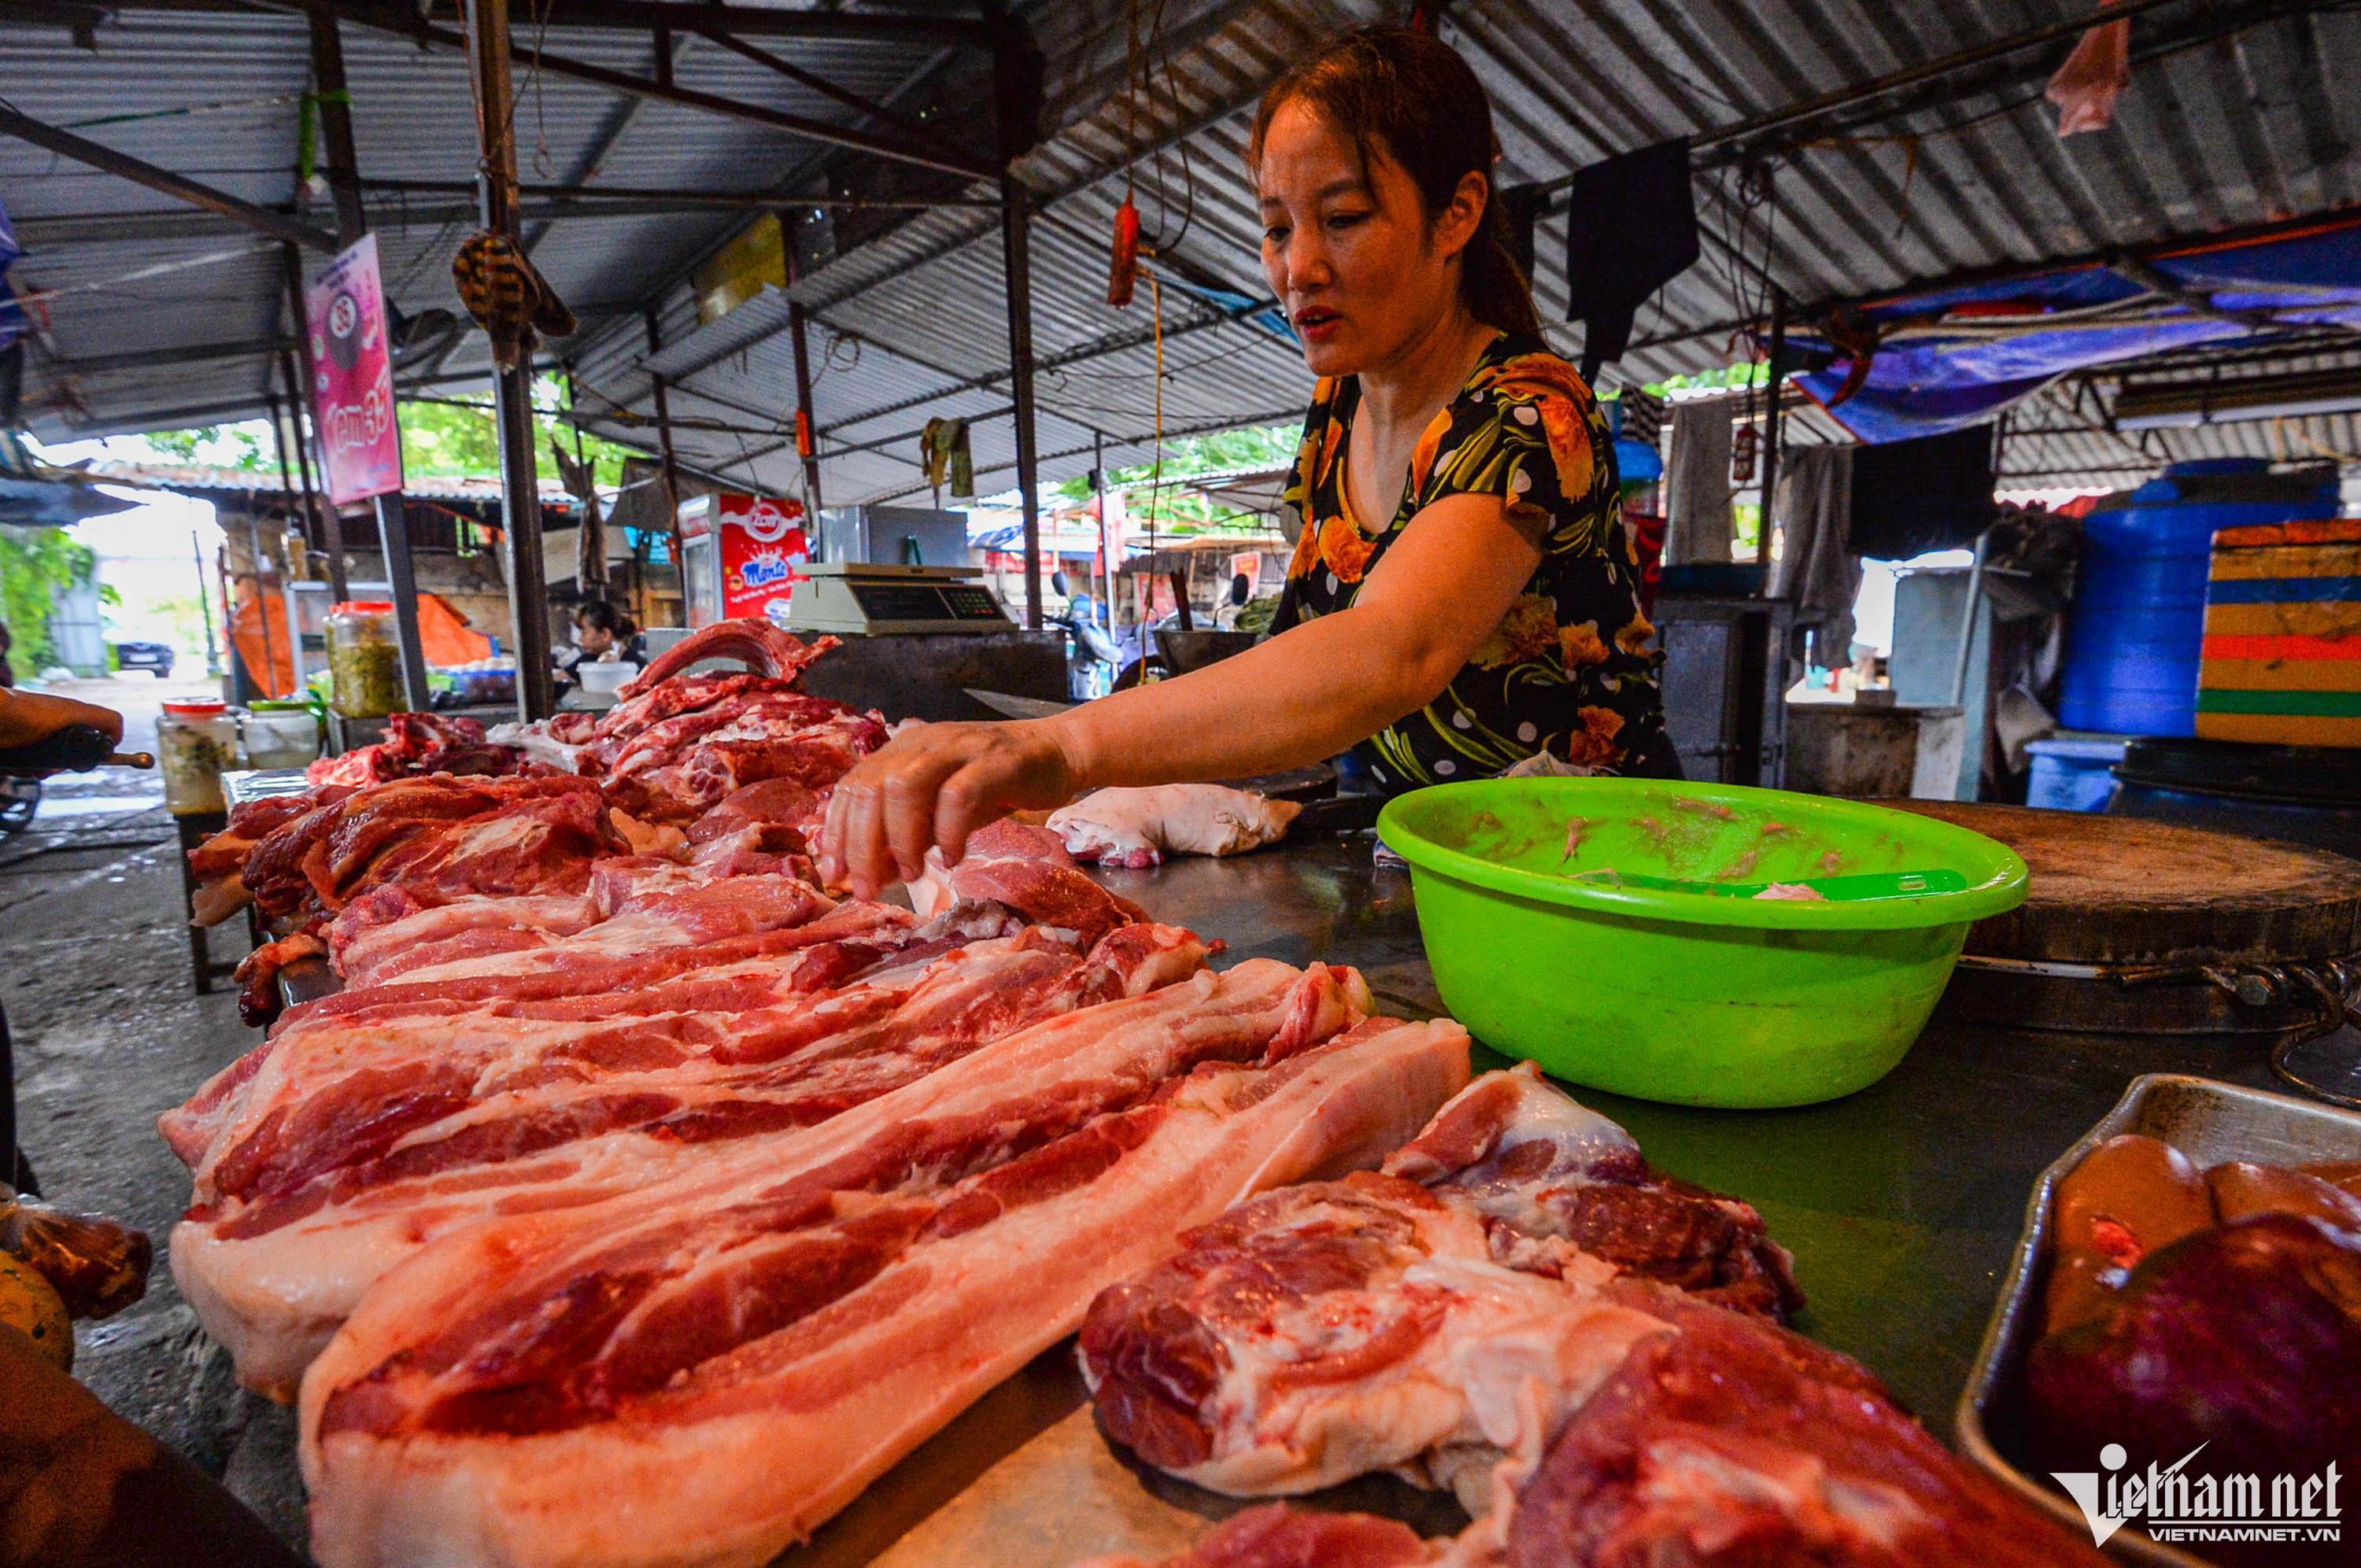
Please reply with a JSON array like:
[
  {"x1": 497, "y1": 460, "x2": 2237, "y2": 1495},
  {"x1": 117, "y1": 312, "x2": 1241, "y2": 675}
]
[{"x1": 1956, "y1": 1072, "x2": 2361, "y2": 1566}]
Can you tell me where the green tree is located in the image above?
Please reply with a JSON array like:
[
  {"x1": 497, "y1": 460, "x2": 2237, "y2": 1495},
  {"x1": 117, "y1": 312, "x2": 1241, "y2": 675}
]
[
  {"x1": 0, "y1": 529, "x2": 102, "y2": 672},
  {"x1": 139, "y1": 424, "x2": 275, "y2": 471},
  {"x1": 1051, "y1": 424, "x2": 1298, "y2": 532},
  {"x1": 132, "y1": 379, "x2": 644, "y2": 493},
  {"x1": 400, "y1": 377, "x2": 644, "y2": 490}
]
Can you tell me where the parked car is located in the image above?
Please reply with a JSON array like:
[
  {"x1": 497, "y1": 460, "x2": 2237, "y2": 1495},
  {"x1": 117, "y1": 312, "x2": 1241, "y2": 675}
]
[{"x1": 111, "y1": 640, "x2": 175, "y2": 677}]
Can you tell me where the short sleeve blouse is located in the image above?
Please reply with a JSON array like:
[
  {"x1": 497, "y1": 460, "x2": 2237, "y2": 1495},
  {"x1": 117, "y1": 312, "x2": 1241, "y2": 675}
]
[{"x1": 1269, "y1": 330, "x2": 1668, "y2": 790}]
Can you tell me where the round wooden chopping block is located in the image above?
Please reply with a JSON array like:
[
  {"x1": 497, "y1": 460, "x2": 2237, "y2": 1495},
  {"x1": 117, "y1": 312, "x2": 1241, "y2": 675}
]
[{"x1": 1879, "y1": 801, "x2": 2361, "y2": 965}]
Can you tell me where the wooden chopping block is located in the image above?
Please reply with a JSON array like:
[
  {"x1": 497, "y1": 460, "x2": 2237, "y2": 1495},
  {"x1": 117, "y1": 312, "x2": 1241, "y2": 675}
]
[{"x1": 1879, "y1": 802, "x2": 2361, "y2": 1037}]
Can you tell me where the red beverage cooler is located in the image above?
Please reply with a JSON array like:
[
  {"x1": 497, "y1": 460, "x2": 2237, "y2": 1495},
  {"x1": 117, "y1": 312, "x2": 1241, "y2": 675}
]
[{"x1": 677, "y1": 493, "x2": 810, "y2": 627}]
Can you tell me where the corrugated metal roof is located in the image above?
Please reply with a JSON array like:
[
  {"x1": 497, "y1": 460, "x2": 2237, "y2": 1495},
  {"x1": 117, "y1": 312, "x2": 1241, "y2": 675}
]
[
  {"x1": 6, "y1": 3, "x2": 951, "y2": 440},
  {"x1": 9, "y1": 0, "x2": 2359, "y2": 503}
]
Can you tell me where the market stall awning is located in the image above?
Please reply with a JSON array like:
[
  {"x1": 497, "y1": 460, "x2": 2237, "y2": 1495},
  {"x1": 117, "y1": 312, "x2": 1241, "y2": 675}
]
[{"x1": 1787, "y1": 215, "x2": 2361, "y2": 443}]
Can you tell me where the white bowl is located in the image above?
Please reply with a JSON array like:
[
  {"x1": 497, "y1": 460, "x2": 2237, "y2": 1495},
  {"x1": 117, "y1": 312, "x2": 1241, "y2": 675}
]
[{"x1": 576, "y1": 661, "x2": 641, "y2": 695}]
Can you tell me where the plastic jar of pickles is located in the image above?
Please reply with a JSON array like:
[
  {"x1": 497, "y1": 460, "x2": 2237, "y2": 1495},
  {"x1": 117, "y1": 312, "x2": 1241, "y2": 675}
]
[
  {"x1": 158, "y1": 699, "x2": 239, "y2": 816},
  {"x1": 241, "y1": 699, "x2": 321, "y2": 770},
  {"x1": 326, "y1": 600, "x2": 403, "y2": 718}
]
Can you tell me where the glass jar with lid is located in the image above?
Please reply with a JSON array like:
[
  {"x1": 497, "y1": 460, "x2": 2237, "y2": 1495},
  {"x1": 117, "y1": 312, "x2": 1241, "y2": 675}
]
[
  {"x1": 158, "y1": 699, "x2": 238, "y2": 816},
  {"x1": 326, "y1": 600, "x2": 404, "y2": 718},
  {"x1": 241, "y1": 699, "x2": 321, "y2": 770}
]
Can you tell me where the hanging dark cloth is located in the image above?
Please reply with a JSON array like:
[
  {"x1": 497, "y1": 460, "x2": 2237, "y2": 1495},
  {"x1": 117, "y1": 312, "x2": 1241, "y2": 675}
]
[
  {"x1": 1498, "y1": 183, "x2": 1547, "y2": 283},
  {"x1": 1561, "y1": 138, "x2": 1698, "y2": 383},
  {"x1": 1847, "y1": 424, "x2": 1995, "y2": 560}
]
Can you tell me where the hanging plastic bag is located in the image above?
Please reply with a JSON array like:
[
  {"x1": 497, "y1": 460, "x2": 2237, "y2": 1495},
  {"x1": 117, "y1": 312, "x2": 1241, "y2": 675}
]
[
  {"x1": 2046, "y1": 5, "x2": 2131, "y2": 137},
  {"x1": 0, "y1": 1186, "x2": 151, "y2": 1321}
]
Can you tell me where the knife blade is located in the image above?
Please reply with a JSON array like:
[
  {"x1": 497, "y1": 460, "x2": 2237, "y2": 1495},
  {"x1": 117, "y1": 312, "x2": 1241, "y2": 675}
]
[{"x1": 963, "y1": 688, "x2": 1077, "y2": 721}]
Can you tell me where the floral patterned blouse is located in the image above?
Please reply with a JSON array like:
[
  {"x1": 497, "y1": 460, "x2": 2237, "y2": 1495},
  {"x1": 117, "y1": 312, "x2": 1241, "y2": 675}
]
[{"x1": 1269, "y1": 330, "x2": 1670, "y2": 791}]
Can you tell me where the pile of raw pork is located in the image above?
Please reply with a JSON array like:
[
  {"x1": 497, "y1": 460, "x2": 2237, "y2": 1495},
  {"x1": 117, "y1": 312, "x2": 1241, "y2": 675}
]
[
  {"x1": 186, "y1": 622, "x2": 875, "y2": 1020},
  {"x1": 168, "y1": 622, "x2": 2107, "y2": 1568}
]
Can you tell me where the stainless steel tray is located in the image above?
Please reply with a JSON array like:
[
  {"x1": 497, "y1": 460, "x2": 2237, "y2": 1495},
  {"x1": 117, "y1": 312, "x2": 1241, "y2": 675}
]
[{"x1": 1956, "y1": 1073, "x2": 2361, "y2": 1566}]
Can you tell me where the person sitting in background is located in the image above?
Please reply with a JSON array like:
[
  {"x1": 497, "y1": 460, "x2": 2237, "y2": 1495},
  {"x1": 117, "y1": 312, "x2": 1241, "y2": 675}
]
[{"x1": 554, "y1": 600, "x2": 645, "y2": 684}]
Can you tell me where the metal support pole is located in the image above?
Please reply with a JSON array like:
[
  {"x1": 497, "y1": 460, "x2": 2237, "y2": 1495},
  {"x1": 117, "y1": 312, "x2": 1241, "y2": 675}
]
[
  {"x1": 303, "y1": 0, "x2": 369, "y2": 244},
  {"x1": 1092, "y1": 432, "x2": 1115, "y2": 640},
  {"x1": 304, "y1": 1, "x2": 429, "y2": 713},
  {"x1": 1758, "y1": 293, "x2": 1786, "y2": 585},
  {"x1": 464, "y1": 0, "x2": 554, "y2": 720},
  {"x1": 992, "y1": 17, "x2": 1043, "y2": 629},
  {"x1": 264, "y1": 388, "x2": 307, "y2": 687},
  {"x1": 644, "y1": 308, "x2": 687, "y2": 597},
  {"x1": 192, "y1": 531, "x2": 220, "y2": 676},
  {"x1": 279, "y1": 256, "x2": 348, "y2": 602},
  {"x1": 788, "y1": 300, "x2": 824, "y2": 514},
  {"x1": 998, "y1": 172, "x2": 1041, "y2": 630}
]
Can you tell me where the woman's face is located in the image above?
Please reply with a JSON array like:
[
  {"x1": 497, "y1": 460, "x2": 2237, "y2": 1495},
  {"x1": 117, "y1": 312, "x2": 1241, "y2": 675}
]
[
  {"x1": 573, "y1": 618, "x2": 614, "y2": 655},
  {"x1": 1257, "y1": 99, "x2": 1485, "y2": 379}
]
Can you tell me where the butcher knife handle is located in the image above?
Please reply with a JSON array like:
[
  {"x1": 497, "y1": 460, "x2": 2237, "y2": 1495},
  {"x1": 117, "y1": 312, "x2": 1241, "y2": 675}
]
[{"x1": 0, "y1": 725, "x2": 154, "y2": 774}]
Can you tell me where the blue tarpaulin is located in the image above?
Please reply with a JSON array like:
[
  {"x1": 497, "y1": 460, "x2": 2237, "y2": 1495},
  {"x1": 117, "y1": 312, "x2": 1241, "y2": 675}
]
[{"x1": 1783, "y1": 216, "x2": 2361, "y2": 443}]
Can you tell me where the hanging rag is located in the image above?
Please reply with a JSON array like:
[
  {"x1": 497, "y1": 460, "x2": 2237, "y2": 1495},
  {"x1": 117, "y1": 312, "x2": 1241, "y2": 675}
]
[
  {"x1": 1663, "y1": 400, "x2": 1734, "y2": 566},
  {"x1": 920, "y1": 418, "x2": 973, "y2": 504},
  {"x1": 549, "y1": 440, "x2": 608, "y2": 591},
  {"x1": 2045, "y1": 2, "x2": 2131, "y2": 137},
  {"x1": 1619, "y1": 386, "x2": 1666, "y2": 447},
  {"x1": 1846, "y1": 423, "x2": 1995, "y2": 560},
  {"x1": 1498, "y1": 183, "x2": 1547, "y2": 282},
  {"x1": 452, "y1": 231, "x2": 576, "y2": 372},
  {"x1": 1561, "y1": 138, "x2": 1700, "y2": 383},
  {"x1": 1768, "y1": 444, "x2": 1862, "y2": 658}
]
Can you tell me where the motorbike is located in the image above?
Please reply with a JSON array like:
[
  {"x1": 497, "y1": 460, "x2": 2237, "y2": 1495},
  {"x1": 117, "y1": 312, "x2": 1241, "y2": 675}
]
[
  {"x1": 0, "y1": 775, "x2": 35, "y2": 839},
  {"x1": 1047, "y1": 571, "x2": 1130, "y2": 700}
]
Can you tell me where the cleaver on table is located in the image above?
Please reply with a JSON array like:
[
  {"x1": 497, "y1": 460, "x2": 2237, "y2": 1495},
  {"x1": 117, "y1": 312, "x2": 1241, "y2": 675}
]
[{"x1": 964, "y1": 688, "x2": 1077, "y2": 721}]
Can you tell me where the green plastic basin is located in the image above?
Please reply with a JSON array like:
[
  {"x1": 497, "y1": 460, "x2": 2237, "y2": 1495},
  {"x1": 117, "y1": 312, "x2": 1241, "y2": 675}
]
[{"x1": 1377, "y1": 778, "x2": 2029, "y2": 1109}]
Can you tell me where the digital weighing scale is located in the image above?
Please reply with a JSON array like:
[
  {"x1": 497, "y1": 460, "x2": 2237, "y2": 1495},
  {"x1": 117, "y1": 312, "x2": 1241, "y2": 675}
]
[{"x1": 779, "y1": 562, "x2": 1015, "y2": 636}]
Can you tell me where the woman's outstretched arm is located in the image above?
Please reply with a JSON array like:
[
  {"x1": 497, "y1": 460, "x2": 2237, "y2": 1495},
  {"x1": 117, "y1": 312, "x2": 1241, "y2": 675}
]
[{"x1": 818, "y1": 491, "x2": 1541, "y2": 895}]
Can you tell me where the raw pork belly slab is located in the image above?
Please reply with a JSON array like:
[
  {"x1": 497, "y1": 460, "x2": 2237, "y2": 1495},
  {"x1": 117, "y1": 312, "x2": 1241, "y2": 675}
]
[
  {"x1": 239, "y1": 775, "x2": 628, "y2": 929},
  {"x1": 173, "y1": 921, "x2": 1207, "y2": 1396},
  {"x1": 164, "y1": 872, "x2": 860, "y2": 1173},
  {"x1": 299, "y1": 961, "x2": 1471, "y2": 1568},
  {"x1": 324, "y1": 890, "x2": 604, "y2": 987},
  {"x1": 1081, "y1": 1068, "x2": 2107, "y2": 1568}
]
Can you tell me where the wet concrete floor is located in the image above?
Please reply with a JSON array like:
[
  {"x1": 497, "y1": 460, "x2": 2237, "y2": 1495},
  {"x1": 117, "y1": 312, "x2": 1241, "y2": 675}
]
[{"x1": 6, "y1": 770, "x2": 311, "y2": 1549}]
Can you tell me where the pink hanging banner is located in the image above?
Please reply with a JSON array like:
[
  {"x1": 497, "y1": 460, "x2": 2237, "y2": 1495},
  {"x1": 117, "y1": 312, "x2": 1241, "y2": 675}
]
[{"x1": 306, "y1": 234, "x2": 405, "y2": 506}]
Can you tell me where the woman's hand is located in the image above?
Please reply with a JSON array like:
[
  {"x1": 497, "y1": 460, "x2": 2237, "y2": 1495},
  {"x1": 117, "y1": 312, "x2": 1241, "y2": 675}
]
[{"x1": 818, "y1": 718, "x2": 1081, "y2": 898}]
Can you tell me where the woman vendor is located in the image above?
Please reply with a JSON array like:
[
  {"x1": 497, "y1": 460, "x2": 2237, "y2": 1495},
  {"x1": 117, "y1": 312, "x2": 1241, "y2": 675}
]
[
  {"x1": 556, "y1": 599, "x2": 645, "y2": 684},
  {"x1": 821, "y1": 24, "x2": 1671, "y2": 897}
]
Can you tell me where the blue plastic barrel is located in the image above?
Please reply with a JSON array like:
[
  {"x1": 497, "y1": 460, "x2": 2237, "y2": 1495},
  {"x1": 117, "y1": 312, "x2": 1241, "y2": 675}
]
[{"x1": 2057, "y1": 459, "x2": 2338, "y2": 736}]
